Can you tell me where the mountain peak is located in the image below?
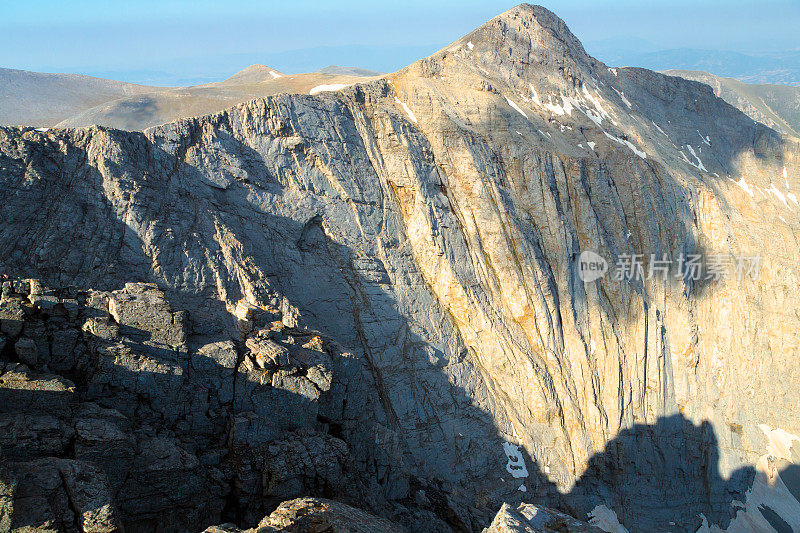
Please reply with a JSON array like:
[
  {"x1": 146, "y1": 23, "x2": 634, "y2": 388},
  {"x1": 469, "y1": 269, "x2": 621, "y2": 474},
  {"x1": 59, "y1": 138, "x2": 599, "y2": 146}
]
[
  {"x1": 409, "y1": 3, "x2": 598, "y2": 96},
  {"x1": 465, "y1": 3, "x2": 589, "y2": 64},
  {"x1": 223, "y1": 64, "x2": 284, "y2": 84}
]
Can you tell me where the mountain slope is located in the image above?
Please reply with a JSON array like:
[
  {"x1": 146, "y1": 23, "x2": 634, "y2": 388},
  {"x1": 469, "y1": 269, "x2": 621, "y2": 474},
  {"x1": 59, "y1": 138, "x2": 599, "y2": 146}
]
[
  {"x1": 0, "y1": 64, "x2": 380, "y2": 131},
  {"x1": 1, "y1": 5, "x2": 799, "y2": 532},
  {"x1": 0, "y1": 68, "x2": 156, "y2": 127},
  {"x1": 54, "y1": 66, "x2": 380, "y2": 131},
  {"x1": 666, "y1": 69, "x2": 800, "y2": 137}
]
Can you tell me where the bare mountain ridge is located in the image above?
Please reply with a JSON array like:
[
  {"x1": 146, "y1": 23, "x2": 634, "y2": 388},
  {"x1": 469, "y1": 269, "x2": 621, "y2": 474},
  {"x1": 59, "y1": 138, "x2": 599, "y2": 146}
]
[
  {"x1": 0, "y1": 64, "x2": 379, "y2": 130},
  {"x1": 1, "y1": 5, "x2": 799, "y2": 533},
  {"x1": 667, "y1": 69, "x2": 800, "y2": 137},
  {"x1": 0, "y1": 67, "x2": 154, "y2": 126}
]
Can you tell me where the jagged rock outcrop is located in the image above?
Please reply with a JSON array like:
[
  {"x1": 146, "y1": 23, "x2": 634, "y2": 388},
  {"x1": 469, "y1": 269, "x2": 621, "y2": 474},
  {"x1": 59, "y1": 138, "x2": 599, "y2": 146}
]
[
  {"x1": 204, "y1": 497, "x2": 405, "y2": 533},
  {"x1": 1, "y1": 4, "x2": 800, "y2": 532},
  {"x1": 483, "y1": 502, "x2": 604, "y2": 532}
]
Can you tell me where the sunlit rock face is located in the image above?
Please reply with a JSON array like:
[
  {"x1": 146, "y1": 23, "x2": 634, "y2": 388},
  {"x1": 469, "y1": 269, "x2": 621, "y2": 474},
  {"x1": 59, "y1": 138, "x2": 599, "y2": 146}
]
[{"x1": 1, "y1": 4, "x2": 799, "y2": 532}]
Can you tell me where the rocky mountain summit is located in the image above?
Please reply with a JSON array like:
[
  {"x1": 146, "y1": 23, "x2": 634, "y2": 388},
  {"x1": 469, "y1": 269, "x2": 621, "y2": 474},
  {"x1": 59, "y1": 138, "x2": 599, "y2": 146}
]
[{"x1": 1, "y1": 4, "x2": 799, "y2": 532}]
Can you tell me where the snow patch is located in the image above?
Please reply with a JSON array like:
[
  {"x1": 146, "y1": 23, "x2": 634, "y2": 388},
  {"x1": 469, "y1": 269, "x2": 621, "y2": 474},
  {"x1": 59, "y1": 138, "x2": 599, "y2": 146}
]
[
  {"x1": 588, "y1": 505, "x2": 629, "y2": 533},
  {"x1": 309, "y1": 83, "x2": 349, "y2": 95},
  {"x1": 608, "y1": 68, "x2": 618, "y2": 76},
  {"x1": 766, "y1": 183, "x2": 790, "y2": 209},
  {"x1": 529, "y1": 83, "x2": 542, "y2": 106},
  {"x1": 502, "y1": 442, "x2": 529, "y2": 479},
  {"x1": 698, "y1": 131, "x2": 711, "y2": 146},
  {"x1": 612, "y1": 88, "x2": 632, "y2": 109},
  {"x1": 505, "y1": 96, "x2": 528, "y2": 119},
  {"x1": 680, "y1": 145, "x2": 707, "y2": 172},
  {"x1": 652, "y1": 121, "x2": 670, "y2": 139},
  {"x1": 735, "y1": 177, "x2": 755, "y2": 197},
  {"x1": 587, "y1": 141, "x2": 596, "y2": 150},
  {"x1": 603, "y1": 131, "x2": 646, "y2": 159},
  {"x1": 269, "y1": 71, "x2": 282, "y2": 79},
  {"x1": 394, "y1": 97, "x2": 417, "y2": 123},
  {"x1": 697, "y1": 426, "x2": 800, "y2": 533}
]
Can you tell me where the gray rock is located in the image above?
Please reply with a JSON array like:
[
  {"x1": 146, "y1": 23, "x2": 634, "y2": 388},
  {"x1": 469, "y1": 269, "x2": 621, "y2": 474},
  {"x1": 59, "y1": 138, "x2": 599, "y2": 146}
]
[
  {"x1": 14, "y1": 337, "x2": 38, "y2": 366},
  {"x1": 483, "y1": 503, "x2": 604, "y2": 533},
  {"x1": 257, "y1": 497, "x2": 405, "y2": 533},
  {"x1": 0, "y1": 4, "x2": 798, "y2": 533}
]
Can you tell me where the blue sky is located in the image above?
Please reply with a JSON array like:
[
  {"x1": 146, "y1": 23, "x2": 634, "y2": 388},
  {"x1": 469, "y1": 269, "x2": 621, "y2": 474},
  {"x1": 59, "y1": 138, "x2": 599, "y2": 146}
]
[{"x1": 2, "y1": 0, "x2": 799, "y2": 85}]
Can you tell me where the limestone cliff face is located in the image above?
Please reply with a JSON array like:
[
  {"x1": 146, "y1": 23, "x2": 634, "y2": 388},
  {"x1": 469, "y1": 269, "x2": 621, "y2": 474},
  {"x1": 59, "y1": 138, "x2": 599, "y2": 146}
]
[{"x1": 1, "y1": 4, "x2": 799, "y2": 532}]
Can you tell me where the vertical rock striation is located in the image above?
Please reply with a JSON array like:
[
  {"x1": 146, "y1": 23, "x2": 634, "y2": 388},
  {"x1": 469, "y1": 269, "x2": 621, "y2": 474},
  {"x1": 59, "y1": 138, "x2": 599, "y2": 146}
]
[{"x1": 1, "y1": 4, "x2": 799, "y2": 532}]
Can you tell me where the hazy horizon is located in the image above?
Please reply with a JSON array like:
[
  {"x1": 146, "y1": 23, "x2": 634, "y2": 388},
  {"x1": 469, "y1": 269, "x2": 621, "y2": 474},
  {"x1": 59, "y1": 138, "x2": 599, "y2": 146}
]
[{"x1": 3, "y1": 0, "x2": 800, "y2": 86}]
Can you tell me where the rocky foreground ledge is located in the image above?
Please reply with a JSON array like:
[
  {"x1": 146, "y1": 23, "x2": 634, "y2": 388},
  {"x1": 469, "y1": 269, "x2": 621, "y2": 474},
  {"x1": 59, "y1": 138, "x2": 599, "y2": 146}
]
[
  {"x1": 203, "y1": 498, "x2": 603, "y2": 533},
  {"x1": 0, "y1": 275, "x2": 604, "y2": 531}
]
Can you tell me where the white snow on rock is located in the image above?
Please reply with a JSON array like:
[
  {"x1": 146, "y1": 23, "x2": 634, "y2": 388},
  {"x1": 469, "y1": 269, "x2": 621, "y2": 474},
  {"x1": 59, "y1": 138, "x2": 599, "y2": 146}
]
[
  {"x1": 501, "y1": 442, "x2": 529, "y2": 479},
  {"x1": 518, "y1": 484, "x2": 527, "y2": 492},
  {"x1": 529, "y1": 83, "x2": 542, "y2": 106},
  {"x1": 698, "y1": 131, "x2": 711, "y2": 146},
  {"x1": 612, "y1": 87, "x2": 632, "y2": 109},
  {"x1": 505, "y1": 96, "x2": 528, "y2": 118},
  {"x1": 393, "y1": 97, "x2": 418, "y2": 123},
  {"x1": 587, "y1": 141, "x2": 596, "y2": 150},
  {"x1": 269, "y1": 71, "x2": 282, "y2": 79},
  {"x1": 608, "y1": 67, "x2": 618, "y2": 76},
  {"x1": 652, "y1": 121, "x2": 670, "y2": 139},
  {"x1": 682, "y1": 145, "x2": 707, "y2": 171},
  {"x1": 766, "y1": 183, "x2": 790, "y2": 209},
  {"x1": 603, "y1": 131, "x2": 646, "y2": 159},
  {"x1": 309, "y1": 84, "x2": 350, "y2": 95},
  {"x1": 588, "y1": 505, "x2": 629, "y2": 533},
  {"x1": 543, "y1": 94, "x2": 576, "y2": 117},
  {"x1": 540, "y1": 87, "x2": 615, "y2": 128},
  {"x1": 467, "y1": 41, "x2": 474, "y2": 50},
  {"x1": 697, "y1": 425, "x2": 800, "y2": 533},
  {"x1": 735, "y1": 177, "x2": 755, "y2": 198}
]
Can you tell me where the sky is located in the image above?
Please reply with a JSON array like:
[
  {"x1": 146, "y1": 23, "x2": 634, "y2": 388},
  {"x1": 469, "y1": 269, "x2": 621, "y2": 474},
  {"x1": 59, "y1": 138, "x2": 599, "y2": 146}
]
[{"x1": 2, "y1": 0, "x2": 799, "y2": 85}]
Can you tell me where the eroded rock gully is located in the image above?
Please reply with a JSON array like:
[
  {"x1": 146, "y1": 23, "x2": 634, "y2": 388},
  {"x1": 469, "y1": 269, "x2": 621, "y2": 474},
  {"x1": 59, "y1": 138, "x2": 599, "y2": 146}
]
[{"x1": 1, "y1": 4, "x2": 800, "y2": 532}]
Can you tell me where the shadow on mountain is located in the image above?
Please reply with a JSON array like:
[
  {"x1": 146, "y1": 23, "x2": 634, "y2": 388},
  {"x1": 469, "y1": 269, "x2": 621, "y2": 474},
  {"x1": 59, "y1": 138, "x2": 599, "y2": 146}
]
[{"x1": 559, "y1": 414, "x2": 757, "y2": 532}]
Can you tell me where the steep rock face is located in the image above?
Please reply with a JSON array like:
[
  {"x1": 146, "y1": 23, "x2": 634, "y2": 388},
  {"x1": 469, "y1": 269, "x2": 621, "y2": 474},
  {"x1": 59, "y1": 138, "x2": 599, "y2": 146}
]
[{"x1": 1, "y1": 4, "x2": 799, "y2": 532}]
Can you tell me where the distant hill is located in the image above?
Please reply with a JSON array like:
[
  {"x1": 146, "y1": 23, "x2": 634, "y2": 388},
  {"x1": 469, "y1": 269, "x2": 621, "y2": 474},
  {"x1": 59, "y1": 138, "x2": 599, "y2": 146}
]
[
  {"x1": 317, "y1": 65, "x2": 384, "y2": 77},
  {"x1": 0, "y1": 68, "x2": 156, "y2": 127},
  {"x1": 585, "y1": 45, "x2": 800, "y2": 87},
  {"x1": 666, "y1": 69, "x2": 800, "y2": 137},
  {"x1": 1, "y1": 65, "x2": 381, "y2": 131}
]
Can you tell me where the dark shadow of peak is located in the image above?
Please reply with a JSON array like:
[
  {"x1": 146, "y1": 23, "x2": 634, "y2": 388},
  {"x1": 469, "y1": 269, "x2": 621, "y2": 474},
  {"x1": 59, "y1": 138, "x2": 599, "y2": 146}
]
[{"x1": 558, "y1": 414, "x2": 757, "y2": 532}]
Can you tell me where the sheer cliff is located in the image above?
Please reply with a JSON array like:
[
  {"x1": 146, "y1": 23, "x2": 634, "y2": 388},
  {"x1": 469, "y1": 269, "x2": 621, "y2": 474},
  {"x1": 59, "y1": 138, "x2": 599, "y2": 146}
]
[{"x1": 1, "y1": 4, "x2": 799, "y2": 532}]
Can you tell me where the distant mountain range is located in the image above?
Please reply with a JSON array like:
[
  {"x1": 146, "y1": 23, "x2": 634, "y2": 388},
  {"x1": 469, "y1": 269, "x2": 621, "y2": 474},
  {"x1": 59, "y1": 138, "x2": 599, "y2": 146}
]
[
  {"x1": 0, "y1": 65, "x2": 381, "y2": 131},
  {"x1": 586, "y1": 40, "x2": 800, "y2": 87}
]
